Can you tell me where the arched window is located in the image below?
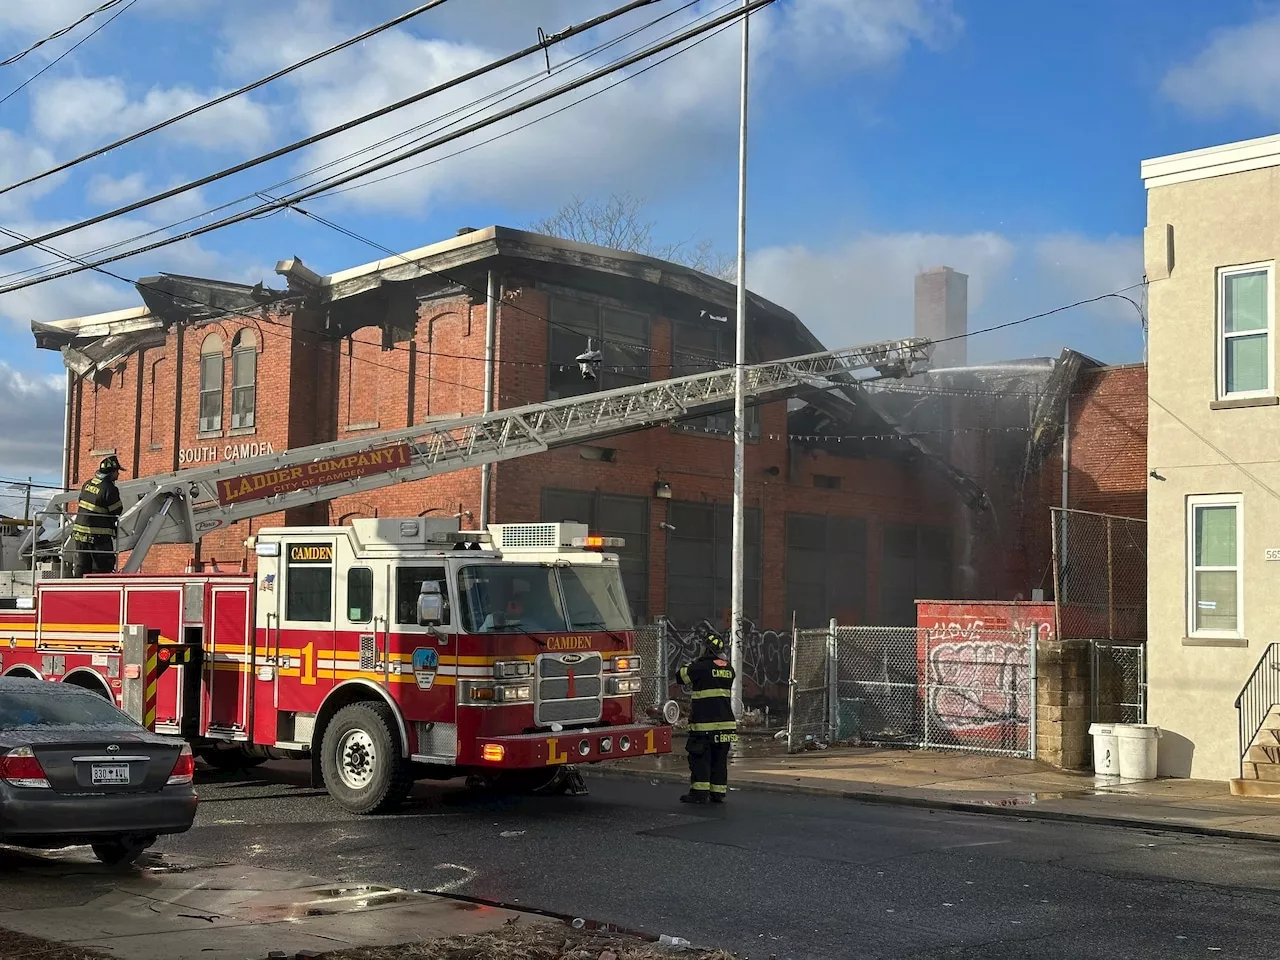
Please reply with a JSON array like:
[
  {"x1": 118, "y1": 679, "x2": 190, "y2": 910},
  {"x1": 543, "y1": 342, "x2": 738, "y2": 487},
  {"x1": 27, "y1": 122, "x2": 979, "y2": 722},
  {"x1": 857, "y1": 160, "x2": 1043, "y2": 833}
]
[
  {"x1": 231, "y1": 329, "x2": 257, "y2": 429},
  {"x1": 198, "y1": 334, "x2": 224, "y2": 433}
]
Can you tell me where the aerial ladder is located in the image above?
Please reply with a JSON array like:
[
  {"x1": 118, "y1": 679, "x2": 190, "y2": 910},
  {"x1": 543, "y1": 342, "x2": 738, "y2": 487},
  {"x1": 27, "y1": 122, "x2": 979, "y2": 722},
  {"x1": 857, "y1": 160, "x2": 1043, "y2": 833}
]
[{"x1": 22, "y1": 336, "x2": 931, "y2": 573}]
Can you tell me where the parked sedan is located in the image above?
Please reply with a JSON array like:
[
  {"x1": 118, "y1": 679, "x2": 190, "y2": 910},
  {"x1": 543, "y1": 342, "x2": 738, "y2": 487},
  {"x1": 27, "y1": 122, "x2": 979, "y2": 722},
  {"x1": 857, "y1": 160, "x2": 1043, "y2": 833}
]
[{"x1": 0, "y1": 677, "x2": 197, "y2": 865}]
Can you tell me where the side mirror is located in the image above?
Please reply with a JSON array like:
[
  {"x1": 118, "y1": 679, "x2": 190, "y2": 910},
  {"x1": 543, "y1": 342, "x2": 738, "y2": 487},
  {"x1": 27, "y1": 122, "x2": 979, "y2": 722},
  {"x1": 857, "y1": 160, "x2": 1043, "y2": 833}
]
[{"x1": 417, "y1": 581, "x2": 445, "y2": 626}]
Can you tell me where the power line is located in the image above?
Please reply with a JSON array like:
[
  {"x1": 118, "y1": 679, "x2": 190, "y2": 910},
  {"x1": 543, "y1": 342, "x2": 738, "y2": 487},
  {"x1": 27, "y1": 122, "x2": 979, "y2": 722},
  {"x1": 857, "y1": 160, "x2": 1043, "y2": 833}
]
[
  {"x1": 0, "y1": 0, "x2": 124, "y2": 66},
  {"x1": 0, "y1": 0, "x2": 718, "y2": 289},
  {"x1": 0, "y1": 0, "x2": 456, "y2": 199},
  {"x1": 0, "y1": 0, "x2": 665, "y2": 261},
  {"x1": 0, "y1": 0, "x2": 773, "y2": 292},
  {"x1": 0, "y1": 0, "x2": 137, "y2": 108}
]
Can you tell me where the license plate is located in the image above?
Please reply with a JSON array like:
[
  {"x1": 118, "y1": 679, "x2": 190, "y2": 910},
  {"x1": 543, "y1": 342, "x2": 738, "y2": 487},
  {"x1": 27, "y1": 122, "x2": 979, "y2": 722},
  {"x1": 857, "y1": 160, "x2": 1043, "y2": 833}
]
[{"x1": 91, "y1": 763, "x2": 130, "y2": 785}]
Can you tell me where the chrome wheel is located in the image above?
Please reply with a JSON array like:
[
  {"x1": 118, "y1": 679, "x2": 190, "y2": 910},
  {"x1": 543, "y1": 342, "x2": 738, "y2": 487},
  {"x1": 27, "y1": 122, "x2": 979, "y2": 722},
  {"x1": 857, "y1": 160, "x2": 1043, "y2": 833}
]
[{"x1": 337, "y1": 728, "x2": 377, "y2": 790}]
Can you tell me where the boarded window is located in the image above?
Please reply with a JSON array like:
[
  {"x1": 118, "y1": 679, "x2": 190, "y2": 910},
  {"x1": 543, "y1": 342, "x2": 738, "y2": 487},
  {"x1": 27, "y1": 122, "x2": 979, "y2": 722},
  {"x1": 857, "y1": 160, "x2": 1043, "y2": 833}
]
[
  {"x1": 880, "y1": 524, "x2": 953, "y2": 626},
  {"x1": 547, "y1": 296, "x2": 651, "y2": 400},
  {"x1": 541, "y1": 488, "x2": 649, "y2": 622},
  {"x1": 786, "y1": 513, "x2": 867, "y2": 628},
  {"x1": 665, "y1": 501, "x2": 761, "y2": 628},
  {"x1": 671, "y1": 320, "x2": 759, "y2": 438}
]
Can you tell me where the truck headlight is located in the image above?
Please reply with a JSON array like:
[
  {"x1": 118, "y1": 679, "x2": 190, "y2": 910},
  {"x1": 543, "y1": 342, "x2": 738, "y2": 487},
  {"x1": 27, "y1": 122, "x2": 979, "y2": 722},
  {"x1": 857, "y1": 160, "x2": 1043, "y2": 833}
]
[
  {"x1": 493, "y1": 660, "x2": 532, "y2": 679},
  {"x1": 612, "y1": 656, "x2": 640, "y2": 674},
  {"x1": 495, "y1": 683, "x2": 532, "y2": 703},
  {"x1": 609, "y1": 676, "x2": 642, "y2": 695}
]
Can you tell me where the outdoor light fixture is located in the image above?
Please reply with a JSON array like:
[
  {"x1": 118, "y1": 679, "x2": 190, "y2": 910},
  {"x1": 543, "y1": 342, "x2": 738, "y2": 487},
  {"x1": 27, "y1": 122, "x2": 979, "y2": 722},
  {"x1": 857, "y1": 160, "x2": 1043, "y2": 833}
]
[
  {"x1": 654, "y1": 480, "x2": 672, "y2": 499},
  {"x1": 1149, "y1": 470, "x2": 1166, "y2": 482}
]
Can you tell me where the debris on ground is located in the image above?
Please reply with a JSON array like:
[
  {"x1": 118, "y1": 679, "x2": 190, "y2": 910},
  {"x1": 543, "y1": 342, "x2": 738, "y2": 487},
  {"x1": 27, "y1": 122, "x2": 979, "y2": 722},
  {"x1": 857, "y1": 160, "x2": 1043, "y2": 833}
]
[
  {"x1": 0, "y1": 928, "x2": 112, "y2": 960},
  {"x1": 317, "y1": 924, "x2": 734, "y2": 960}
]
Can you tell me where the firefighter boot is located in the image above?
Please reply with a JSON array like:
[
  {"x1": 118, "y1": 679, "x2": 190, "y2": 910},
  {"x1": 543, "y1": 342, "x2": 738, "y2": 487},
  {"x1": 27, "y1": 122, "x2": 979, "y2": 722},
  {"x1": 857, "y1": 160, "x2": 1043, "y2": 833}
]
[{"x1": 680, "y1": 790, "x2": 709, "y2": 804}]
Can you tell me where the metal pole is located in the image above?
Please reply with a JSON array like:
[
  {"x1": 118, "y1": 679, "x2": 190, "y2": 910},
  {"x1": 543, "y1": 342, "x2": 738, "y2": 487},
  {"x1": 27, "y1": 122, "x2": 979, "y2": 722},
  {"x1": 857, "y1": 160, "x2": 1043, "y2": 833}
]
[
  {"x1": 23, "y1": 479, "x2": 31, "y2": 523},
  {"x1": 827, "y1": 618, "x2": 839, "y2": 741},
  {"x1": 479, "y1": 269, "x2": 496, "y2": 529},
  {"x1": 729, "y1": 0, "x2": 749, "y2": 720},
  {"x1": 1028, "y1": 623, "x2": 1038, "y2": 759},
  {"x1": 1106, "y1": 516, "x2": 1115, "y2": 640}
]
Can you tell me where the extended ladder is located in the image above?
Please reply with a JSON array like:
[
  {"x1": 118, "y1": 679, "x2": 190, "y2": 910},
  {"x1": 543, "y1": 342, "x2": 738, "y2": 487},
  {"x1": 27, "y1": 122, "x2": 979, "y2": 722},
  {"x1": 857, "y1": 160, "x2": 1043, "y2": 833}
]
[{"x1": 27, "y1": 336, "x2": 929, "y2": 571}]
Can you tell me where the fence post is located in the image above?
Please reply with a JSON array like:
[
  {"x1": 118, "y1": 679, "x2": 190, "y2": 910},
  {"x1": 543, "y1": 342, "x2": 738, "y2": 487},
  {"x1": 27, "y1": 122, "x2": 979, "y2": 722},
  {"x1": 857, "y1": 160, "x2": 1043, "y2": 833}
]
[
  {"x1": 827, "y1": 618, "x2": 839, "y2": 742},
  {"x1": 1051, "y1": 508, "x2": 1063, "y2": 648},
  {"x1": 786, "y1": 625, "x2": 800, "y2": 753},
  {"x1": 1106, "y1": 516, "x2": 1115, "y2": 640},
  {"x1": 1028, "y1": 624, "x2": 1038, "y2": 760},
  {"x1": 656, "y1": 616, "x2": 669, "y2": 706}
]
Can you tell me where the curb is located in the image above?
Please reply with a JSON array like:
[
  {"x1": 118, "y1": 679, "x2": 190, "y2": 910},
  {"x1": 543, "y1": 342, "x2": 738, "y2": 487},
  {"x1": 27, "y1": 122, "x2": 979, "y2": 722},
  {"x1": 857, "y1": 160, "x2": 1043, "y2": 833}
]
[{"x1": 586, "y1": 766, "x2": 1280, "y2": 845}]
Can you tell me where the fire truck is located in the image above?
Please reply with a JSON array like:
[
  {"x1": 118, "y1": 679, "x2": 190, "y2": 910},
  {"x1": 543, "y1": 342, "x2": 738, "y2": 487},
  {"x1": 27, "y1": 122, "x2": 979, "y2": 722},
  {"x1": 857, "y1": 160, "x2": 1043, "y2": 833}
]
[{"x1": 1, "y1": 337, "x2": 928, "y2": 812}]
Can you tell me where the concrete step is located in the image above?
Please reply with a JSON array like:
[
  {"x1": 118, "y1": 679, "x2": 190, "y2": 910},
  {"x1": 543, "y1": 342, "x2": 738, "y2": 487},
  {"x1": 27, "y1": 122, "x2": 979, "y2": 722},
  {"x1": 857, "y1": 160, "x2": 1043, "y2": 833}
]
[
  {"x1": 1231, "y1": 777, "x2": 1280, "y2": 798},
  {"x1": 1246, "y1": 744, "x2": 1280, "y2": 765},
  {"x1": 1241, "y1": 761, "x2": 1280, "y2": 782},
  {"x1": 1256, "y1": 728, "x2": 1280, "y2": 748}
]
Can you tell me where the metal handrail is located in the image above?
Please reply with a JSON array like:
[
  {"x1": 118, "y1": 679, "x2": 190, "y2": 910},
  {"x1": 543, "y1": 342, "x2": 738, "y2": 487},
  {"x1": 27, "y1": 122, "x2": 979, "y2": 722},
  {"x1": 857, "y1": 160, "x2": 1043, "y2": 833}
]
[{"x1": 1234, "y1": 642, "x2": 1280, "y2": 777}]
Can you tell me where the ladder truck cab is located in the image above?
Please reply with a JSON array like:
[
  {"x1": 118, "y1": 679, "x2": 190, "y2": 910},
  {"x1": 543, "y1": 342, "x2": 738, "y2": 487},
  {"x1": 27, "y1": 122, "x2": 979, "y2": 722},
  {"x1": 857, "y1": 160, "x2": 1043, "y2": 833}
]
[{"x1": 0, "y1": 518, "x2": 671, "y2": 813}]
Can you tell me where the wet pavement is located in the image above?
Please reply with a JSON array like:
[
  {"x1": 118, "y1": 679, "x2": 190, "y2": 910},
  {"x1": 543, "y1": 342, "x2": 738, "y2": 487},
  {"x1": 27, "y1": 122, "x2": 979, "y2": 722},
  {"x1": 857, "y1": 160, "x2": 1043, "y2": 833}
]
[{"x1": 128, "y1": 762, "x2": 1280, "y2": 957}]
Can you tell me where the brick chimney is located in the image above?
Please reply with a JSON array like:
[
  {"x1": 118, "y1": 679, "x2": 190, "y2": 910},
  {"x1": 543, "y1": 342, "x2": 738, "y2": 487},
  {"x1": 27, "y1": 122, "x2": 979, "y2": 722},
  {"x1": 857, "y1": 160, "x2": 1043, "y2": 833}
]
[{"x1": 914, "y1": 266, "x2": 968, "y2": 368}]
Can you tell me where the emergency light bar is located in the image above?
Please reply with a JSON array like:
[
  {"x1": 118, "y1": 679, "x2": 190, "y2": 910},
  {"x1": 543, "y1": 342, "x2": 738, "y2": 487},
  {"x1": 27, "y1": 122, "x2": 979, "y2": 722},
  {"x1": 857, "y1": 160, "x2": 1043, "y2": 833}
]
[
  {"x1": 428, "y1": 531, "x2": 492, "y2": 544},
  {"x1": 572, "y1": 535, "x2": 625, "y2": 549}
]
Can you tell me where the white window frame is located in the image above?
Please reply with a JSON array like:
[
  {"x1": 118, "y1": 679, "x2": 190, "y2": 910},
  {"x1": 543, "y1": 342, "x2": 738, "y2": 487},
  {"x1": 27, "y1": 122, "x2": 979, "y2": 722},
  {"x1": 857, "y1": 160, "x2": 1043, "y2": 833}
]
[
  {"x1": 1186, "y1": 493, "x2": 1244, "y2": 640},
  {"x1": 1217, "y1": 262, "x2": 1275, "y2": 401}
]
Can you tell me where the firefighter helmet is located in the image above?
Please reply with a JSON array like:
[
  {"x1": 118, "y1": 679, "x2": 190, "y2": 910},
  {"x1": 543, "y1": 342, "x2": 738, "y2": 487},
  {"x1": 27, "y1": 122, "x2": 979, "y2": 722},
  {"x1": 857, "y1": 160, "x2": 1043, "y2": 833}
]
[
  {"x1": 697, "y1": 620, "x2": 727, "y2": 655},
  {"x1": 99, "y1": 454, "x2": 123, "y2": 473}
]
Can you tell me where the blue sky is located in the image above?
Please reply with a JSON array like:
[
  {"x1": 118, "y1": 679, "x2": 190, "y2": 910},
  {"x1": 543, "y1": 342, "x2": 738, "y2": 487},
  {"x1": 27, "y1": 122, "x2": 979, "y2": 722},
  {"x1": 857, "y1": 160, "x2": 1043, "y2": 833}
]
[{"x1": 1, "y1": 0, "x2": 1279, "y2": 493}]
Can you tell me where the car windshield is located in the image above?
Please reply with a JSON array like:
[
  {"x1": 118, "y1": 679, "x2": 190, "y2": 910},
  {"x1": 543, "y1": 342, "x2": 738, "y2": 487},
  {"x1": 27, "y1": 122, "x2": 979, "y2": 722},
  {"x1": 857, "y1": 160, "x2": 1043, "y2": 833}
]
[
  {"x1": 559, "y1": 565, "x2": 634, "y2": 631},
  {"x1": 0, "y1": 690, "x2": 137, "y2": 731},
  {"x1": 458, "y1": 564, "x2": 569, "y2": 634}
]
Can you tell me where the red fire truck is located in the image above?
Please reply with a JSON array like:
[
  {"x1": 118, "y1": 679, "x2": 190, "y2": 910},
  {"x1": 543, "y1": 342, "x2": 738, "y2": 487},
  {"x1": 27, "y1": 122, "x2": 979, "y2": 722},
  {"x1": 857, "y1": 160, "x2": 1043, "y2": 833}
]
[
  {"x1": 0, "y1": 519, "x2": 670, "y2": 812},
  {"x1": 2, "y1": 336, "x2": 928, "y2": 811}
]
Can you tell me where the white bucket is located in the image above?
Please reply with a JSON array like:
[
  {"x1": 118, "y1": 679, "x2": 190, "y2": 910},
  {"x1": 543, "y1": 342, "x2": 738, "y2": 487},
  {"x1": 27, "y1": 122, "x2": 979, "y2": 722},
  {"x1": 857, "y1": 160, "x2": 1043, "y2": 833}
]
[
  {"x1": 1116, "y1": 724, "x2": 1161, "y2": 781},
  {"x1": 1088, "y1": 723, "x2": 1120, "y2": 777}
]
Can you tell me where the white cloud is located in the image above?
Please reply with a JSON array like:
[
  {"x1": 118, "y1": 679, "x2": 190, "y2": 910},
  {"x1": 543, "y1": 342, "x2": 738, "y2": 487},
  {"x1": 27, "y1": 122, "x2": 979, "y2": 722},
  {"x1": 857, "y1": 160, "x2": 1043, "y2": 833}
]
[
  {"x1": 750, "y1": 231, "x2": 1144, "y2": 363},
  {"x1": 0, "y1": 358, "x2": 64, "y2": 482},
  {"x1": 0, "y1": 128, "x2": 60, "y2": 215},
  {"x1": 222, "y1": 0, "x2": 958, "y2": 214},
  {"x1": 31, "y1": 76, "x2": 273, "y2": 150},
  {"x1": 1161, "y1": 14, "x2": 1280, "y2": 120}
]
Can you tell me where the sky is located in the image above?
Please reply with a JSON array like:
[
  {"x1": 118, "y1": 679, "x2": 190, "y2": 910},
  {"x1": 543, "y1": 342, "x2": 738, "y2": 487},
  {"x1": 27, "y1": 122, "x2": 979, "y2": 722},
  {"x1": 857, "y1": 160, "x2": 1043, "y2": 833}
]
[{"x1": 1, "y1": 0, "x2": 1279, "y2": 507}]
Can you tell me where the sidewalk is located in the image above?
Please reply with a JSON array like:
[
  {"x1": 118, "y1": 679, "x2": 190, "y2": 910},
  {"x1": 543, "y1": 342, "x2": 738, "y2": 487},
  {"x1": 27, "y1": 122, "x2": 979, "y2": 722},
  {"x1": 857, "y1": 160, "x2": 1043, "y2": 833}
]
[{"x1": 592, "y1": 735, "x2": 1280, "y2": 842}]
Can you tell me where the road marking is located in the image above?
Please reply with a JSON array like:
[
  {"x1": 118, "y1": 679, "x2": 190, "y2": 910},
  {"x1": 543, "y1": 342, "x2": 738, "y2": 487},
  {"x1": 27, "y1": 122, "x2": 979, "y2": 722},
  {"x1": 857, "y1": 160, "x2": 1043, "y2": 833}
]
[{"x1": 429, "y1": 863, "x2": 477, "y2": 894}]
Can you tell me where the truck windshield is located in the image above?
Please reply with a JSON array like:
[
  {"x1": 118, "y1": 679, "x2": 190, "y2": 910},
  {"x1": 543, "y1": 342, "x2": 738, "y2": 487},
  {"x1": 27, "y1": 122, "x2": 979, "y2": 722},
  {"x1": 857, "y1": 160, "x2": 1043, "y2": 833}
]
[
  {"x1": 458, "y1": 564, "x2": 568, "y2": 634},
  {"x1": 559, "y1": 566, "x2": 633, "y2": 631},
  {"x1": 457, "y1": 563, "x2": 633, "y2": 634}
]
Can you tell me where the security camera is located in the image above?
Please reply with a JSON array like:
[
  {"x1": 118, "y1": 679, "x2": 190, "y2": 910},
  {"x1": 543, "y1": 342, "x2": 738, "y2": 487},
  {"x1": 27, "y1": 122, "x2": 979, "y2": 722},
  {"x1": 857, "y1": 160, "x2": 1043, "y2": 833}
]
[{"x1": 659, "y1": 521, "x2": 675, "y2": 532}]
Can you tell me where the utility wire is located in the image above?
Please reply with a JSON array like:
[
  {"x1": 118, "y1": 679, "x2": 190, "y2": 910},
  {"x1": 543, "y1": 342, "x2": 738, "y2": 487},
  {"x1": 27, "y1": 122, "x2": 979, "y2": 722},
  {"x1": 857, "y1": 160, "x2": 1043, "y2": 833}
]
[
  {"x1": 0, "y1": 0, "x2": 456, "y2": 198},
  {"x1": 0, "y1": 0, "x2": 715, "y2": 288},
  {"x1": 0, "y1": 0, "x2": 124, "y2": 66},
  {"x1": 0, "y1": 0, "x2": 137, "y2": 108},
  {"x1": 0, "y1": 0, "x2": 665, "y2": 261},
  {"x1": 0, "y1": 0, "x2": 773, "y2": 292}
]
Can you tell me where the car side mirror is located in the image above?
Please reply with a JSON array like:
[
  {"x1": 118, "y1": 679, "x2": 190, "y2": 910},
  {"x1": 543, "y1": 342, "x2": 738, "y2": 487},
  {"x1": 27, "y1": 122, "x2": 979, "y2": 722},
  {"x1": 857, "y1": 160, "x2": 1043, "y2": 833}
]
[{"x1": 417, "y1": 581, "x2": 445, "y2": 626}]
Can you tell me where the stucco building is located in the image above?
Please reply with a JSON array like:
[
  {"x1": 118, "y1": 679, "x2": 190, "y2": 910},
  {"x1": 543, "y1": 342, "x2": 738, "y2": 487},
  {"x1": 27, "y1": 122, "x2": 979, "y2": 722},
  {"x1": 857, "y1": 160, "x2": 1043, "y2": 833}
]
[{"x1": 1143, "y1": 134, "x2": 1280, "y2": 784}]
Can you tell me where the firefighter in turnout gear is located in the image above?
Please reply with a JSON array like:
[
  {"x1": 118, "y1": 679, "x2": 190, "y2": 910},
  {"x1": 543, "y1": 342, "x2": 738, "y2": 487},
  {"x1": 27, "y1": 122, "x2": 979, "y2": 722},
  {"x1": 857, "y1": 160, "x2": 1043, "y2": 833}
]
[
  {"x1": 70, "y1": 455, "x2": 124, "y2": 578},
  {"x1": 676, "y1": 620, "x2": 737, "y2": 804}
]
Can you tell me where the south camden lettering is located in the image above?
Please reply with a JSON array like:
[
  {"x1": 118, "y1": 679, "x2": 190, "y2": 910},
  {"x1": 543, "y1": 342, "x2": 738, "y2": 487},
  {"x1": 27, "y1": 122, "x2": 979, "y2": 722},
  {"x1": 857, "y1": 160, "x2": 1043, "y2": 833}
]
[{"x1": 215, "y1": 444, "x2": 413, "y2": 505}]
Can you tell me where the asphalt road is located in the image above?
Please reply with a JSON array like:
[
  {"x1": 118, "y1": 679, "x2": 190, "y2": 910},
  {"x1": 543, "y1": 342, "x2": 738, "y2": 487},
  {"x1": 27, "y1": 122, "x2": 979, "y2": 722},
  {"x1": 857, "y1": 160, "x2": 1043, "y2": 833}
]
[{"x1": 163, "y1": 761, "x2": 1280, "y2": 960}]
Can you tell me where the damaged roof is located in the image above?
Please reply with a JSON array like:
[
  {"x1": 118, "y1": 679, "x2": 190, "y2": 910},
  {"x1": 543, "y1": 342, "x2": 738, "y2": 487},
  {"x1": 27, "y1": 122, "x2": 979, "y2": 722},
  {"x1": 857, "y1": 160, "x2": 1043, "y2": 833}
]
[{"x1": 33, "y1": 226, "x2": 820, "y2": 374}]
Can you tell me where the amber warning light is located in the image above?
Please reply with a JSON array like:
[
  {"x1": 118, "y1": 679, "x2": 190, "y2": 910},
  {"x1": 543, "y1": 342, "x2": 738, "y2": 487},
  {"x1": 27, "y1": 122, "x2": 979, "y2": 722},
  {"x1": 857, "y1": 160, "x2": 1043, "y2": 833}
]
[{"x1": 572, "y1": 535, "x2": 625, "y2": 549}]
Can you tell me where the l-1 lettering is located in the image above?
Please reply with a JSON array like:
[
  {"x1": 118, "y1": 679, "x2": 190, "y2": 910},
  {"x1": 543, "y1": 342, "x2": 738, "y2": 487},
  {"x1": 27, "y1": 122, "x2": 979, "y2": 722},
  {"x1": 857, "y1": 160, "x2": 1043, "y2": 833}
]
[{"x1": 546, "y1": 738, "x2": 569, "y2": 765}]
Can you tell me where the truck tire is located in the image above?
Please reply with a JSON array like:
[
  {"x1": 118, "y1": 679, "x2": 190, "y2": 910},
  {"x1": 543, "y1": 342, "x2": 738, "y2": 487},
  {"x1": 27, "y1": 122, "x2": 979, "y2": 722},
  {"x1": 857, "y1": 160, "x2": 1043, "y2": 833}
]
[{"x1": 321, "y1": 702, "x2": 413, "y2": 814}]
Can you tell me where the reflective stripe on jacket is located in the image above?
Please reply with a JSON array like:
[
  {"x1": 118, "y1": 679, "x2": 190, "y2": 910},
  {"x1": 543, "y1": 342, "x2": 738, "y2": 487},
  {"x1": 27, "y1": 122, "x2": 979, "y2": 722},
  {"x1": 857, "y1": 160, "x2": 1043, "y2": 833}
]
[
  {"x1": 71, "y1": 473, "x2": 122, "y2": 541},
  {"x1": 678, "y1": 652, "x2": 736, "y2": 733}
]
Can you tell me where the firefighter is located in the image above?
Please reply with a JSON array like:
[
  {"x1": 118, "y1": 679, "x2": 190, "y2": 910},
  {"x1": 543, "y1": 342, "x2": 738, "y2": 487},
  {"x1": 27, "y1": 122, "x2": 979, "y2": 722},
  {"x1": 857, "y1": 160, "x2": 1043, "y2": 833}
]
[
  {"x1": 70, "y1": 455, "x2": 124, "y2": 578},
  {"x1": 676, "y1": 620, "x2": 737, "y2": 804}
]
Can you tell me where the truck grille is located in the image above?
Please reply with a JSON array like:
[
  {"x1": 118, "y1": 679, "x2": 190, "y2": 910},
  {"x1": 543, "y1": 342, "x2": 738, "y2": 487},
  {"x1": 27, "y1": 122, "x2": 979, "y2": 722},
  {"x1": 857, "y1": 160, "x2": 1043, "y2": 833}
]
[{"x1": 535, "y1": 652, "x2": 602, "y2": 726}]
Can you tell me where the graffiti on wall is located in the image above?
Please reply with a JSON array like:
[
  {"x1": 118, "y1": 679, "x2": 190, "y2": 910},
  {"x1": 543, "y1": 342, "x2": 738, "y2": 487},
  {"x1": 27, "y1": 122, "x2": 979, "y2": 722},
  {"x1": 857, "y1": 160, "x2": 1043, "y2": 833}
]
[
  {"x1": 663, "y1": 618, "x2": 792, "y2": 714},
  {"x1": 916, "y1": 602, "x2": 1051, "y2": 751}
]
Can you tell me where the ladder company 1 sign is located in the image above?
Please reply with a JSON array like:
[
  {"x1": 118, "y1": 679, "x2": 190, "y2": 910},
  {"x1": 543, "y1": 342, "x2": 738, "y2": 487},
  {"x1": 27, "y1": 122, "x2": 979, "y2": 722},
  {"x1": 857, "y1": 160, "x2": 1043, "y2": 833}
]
[{"x1": 215, "y1": 444, "x2": 413, "y2": 506}]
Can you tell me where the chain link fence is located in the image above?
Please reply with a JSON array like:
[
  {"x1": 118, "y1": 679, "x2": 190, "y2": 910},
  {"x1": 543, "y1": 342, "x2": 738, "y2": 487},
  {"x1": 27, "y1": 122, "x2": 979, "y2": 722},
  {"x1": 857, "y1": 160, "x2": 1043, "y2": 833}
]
[
  {"x1": 1091, "y1": 640, "x2": 1146, "y2": 724},
  {"x1": 1053, "y1": 508, "x2": 1146, "y2": 641},
  {"x1": 631, "y1": 621, "x2": 669, "y2": 722},
  {"x1": 786, "y1": 621, "x2": 1035, "y2": 757}
]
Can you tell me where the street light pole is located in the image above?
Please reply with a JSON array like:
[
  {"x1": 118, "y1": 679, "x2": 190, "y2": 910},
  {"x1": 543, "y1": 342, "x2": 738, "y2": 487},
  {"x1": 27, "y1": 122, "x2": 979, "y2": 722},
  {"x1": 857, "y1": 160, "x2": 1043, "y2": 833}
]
[
  {"x1": 729, "y1": 0, "x2": 749, "y2": 719},
  {"x1": 23, "y1": 477, "x2": 31, "y2": 523}
]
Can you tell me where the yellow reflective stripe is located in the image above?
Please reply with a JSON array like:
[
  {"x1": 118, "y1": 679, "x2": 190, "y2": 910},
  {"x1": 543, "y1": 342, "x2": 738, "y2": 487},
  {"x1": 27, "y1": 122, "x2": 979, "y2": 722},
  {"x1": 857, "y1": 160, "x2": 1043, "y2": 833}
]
[
  {"x1": 77, "y1": 500, "x2": 108, "y2": 513},
  {"x1": 710, "y1": 784, "x2": 728, "y2": 794},
  {"x1": 72, "y1": 524, "x2": 115, "y2": 536},
  {"x1": 677, "y1": 666, "x2": 690, "y2": 684},
  {"x1": 690, "y1": 781, "x2": 711, "y2": 791},
  {"x1": 688, "y1": 721, "x2": 737, "y2": 732},
  {"x1": 690, "y1": 688, "x2": 732, "y2": 699}
]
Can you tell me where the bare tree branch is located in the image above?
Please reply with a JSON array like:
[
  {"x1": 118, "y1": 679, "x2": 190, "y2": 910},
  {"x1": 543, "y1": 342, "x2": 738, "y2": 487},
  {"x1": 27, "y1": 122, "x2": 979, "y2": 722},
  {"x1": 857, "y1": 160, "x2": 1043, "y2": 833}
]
[{"x1": 529, "y1": 193, "x2": 736, "y2": 281}]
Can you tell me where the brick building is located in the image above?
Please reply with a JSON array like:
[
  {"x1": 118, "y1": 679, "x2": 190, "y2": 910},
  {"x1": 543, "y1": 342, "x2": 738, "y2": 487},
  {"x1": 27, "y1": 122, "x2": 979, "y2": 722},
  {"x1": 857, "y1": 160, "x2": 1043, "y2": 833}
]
[{"x1": 32, "y1": 227, "x2": 1146, "y2": 631}]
